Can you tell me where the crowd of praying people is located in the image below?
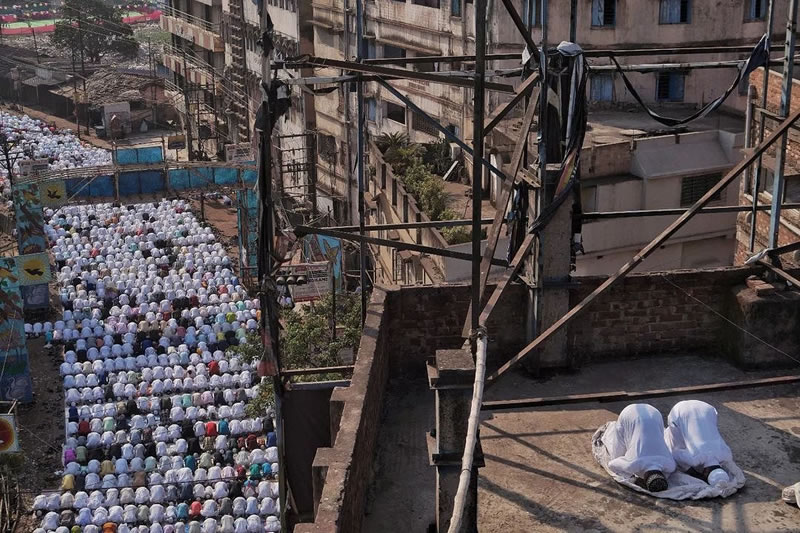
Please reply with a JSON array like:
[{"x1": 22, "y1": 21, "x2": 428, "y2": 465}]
[{"x1": 29, "y1": 200, "x2": 282, "y2": 533}]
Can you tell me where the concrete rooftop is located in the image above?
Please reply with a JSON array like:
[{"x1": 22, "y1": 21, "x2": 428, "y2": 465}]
[
  {"x1": 585, "y1": 106, "x2": 744, "y2": 146},
  {"x1": 363, "y1": 355, "x2": 800, "y2": 532}
]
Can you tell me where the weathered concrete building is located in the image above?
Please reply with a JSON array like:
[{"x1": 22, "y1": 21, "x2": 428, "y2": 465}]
[
  {"x1": 577, "y1": 110, "x2": 745, "y2": 275},
  {"x1": 312, "y1": 0, "x2": 784, "y2": 226}
]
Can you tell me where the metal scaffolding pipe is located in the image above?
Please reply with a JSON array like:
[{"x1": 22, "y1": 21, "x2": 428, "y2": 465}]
[
  {"x1": 581, "y1": 203, "x2": 800, "y2": 220},
  {"x1": 751, "y1": 0, "x2": 777, "y2": 252},
  {"x1": 768, "y1": 0, "x2": 799, "y2": 249},
  {"x1": 293, "y1": 225, "x2": 508, "y2": 266},
  {"x1": 327, "y1": 218, "x2": 494, "y2": 232},
  {"x1": 485, "y1": 106, "x2": 800, "y2": 386}
]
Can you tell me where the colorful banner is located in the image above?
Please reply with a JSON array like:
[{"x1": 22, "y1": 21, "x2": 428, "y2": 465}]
[
  {"x1": 0, "y1": 348, "x2": 33, "y2": 403},
  {"x1": 0, "y1": 259, "x2": 32, "y2": 403},
  {"x1": 38, "y1": 180, "x2": 67, "y2": 207},
  {"x1": 12, "y1": 182, "x2": 47, "y2": 255},
  {"x1": 303, "y1": 235, "x2": 343, "y2": 290},
  {"x1": 15, "y1": 252, "x2": 51, "y2": 286},
  {"x1": 0, "y1": 414, "x2": 20, "y2": 453}
]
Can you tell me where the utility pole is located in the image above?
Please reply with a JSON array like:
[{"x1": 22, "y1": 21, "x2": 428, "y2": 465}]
[
  {"x1": 257, "y1": 10, "x2": 287, "y2": 533},
  {"x1": 76, "y1": 7, "x2": 88, "y2": 135},
  {"x1": 29, "y1": 23, "x2": 39, "y2": 64},
  {"x1": 750, "y1": 0, "x2": 777, "y2": 251},
  {"x1": 149, "y1": 38, "x2": 157, "y2": 124},
  {"x1": 71, "y1": 44, "x2": 81, "y2": 140},
  {"x1": 767, "y1": 0, "x2": 798, "y2": 249},
  {"x1": 181, "y1": 47, "x2": 195, "y2": 162},
  {"x1": 355, "y1": 0, "x2": 367, "y2": 322}
]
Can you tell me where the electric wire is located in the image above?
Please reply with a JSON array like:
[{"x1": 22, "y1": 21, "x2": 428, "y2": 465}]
[{"x1": 659, "y1": 273, "x2": 800, "y2": 366}]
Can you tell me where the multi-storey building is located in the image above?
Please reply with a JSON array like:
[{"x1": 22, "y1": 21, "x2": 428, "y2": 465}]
[
  {"x1": 161, "y1": 0, "x2": 313, "y2": 154},
  {"x1": 159, "y1": 0, "x2": 226, "y2": 145},
  {"x1": 309, "y1": 0, "x2": 785, "y2": 285}
]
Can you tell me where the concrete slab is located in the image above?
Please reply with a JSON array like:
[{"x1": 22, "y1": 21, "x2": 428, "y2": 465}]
[{"x1": 480, "y1": 355, "x2": 800, "y2": 532}]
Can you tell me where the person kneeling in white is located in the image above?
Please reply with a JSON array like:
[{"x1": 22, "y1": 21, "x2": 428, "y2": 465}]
[
  {"x1": 602, "y1": 404, "x2": 676, "y2": 492},
  {"x1": 664, "y1": 400, "x2": 732, "y2": 486}
]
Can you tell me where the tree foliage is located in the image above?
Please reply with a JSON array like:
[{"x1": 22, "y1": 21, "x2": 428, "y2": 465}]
[
  {"x1": 280, "y1": 292, "x2": 362, "y2": 372},
  {"x1": 52, "y1": 0, "x2": 139, "y2": 63},
  {"x1": 422, "y1": 138, "x2": 453, "y2": 176},
  {"x1": 229, "y1": 293, "x2": 363, "y2": 417}
]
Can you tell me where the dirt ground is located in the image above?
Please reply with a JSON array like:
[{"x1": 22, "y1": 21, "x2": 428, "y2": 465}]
[
  {"x1": 189, "y1": 196, "x2": 244, "y2": 280},
  {"x1": 364, "y1": 354, "x2": 800, "y2": 532},
  {"x1": 11, "y1": 337, "x2": 66, "y2": 533}
]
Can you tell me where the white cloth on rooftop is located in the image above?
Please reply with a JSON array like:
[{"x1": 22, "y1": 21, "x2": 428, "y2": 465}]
[
  {"x1": 664, "y1": 400, "x2": 733, "y2": 471},
  {"x1": 602, "y1": 404, "x2": 676, "y2": 480}
]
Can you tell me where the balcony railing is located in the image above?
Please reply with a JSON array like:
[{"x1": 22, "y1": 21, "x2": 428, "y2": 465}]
[{"x1": 162, "y1": 5, "x2": 220, "y2": 33}]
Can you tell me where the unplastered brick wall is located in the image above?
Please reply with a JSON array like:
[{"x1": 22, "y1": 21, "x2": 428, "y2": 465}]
[
  {"x1": 748, "y1": 68, "x2": 800, "y2": 171},
  {"x1": 568, "y1": 266, "x2": 757, "y2": 361},
  {"x1": 384, "y1": 282, "x2": 529, "y2": 377}
]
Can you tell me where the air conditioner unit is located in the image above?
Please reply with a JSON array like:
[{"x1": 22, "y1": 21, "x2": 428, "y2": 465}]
[{"x1": 448, "y1": 142, "x2": 462, "y2": 161}]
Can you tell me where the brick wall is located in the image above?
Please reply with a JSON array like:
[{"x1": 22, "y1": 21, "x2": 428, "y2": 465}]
[
  {"x1": 384, "y1": 283, "x2": 528, "y2": 377},
  {"x1": 294, "y1": 283, "x2": 526, "y2": 532},
  {"x1": 568, "y1": 266, "x2": 756, "y2": 362},
  {"x1": 294, "y1": 289, "x2": 391, "y2": 533},
  {"x1": 749, "y1": 68, "x2": 800, "y2": 171}
]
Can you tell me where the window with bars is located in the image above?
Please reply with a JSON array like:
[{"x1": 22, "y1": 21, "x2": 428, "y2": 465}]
[
  {"x1": 412, "y1": 111, "x2": 439, "y2": 137},
  {"x1": 659, "y1": 0, "x2": 690, "y2": 24},
  {"x1": 747, "y1": 0, "x2": 766, "y2": 20},
  {"x1": 386, "y1": 102, "x2": 406, "y2": 124},
  {"x1": 656, "y1": 72, "x2": 685, "y2": 102},
  {"x1": 680, "y1": 175, "x2": 722, "y2": 206},
  {"x1": 591, "y1": 0, "x2": 616, "y2": 27},
  {"x1": 317, "y1": 133, "x2": 337, "y2": 165}
]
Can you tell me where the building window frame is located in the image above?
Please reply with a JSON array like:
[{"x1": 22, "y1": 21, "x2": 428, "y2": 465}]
[
  {"x1": 590, "y1": 73, "x2": 614, "y2": 102},
  {"x1": 680, "y1": 174, "x2": 722, "y2": 207},
  {"x1": 591, "y1": 0, "x2": 616, "y2": 27},
  {"x1": 656, "y1": 71, "x2": 686, "y2": 103},
  {"x1": 451, "y1": 0, "x2": 461, "y2": 17},
  {"x1": 366, "y1": 98, "x2": 377, "y2": 123},
  {"x1": 386, "y1": 101, "x2": 407, "y2": 125},
  {"x1": 412, "y1": 110, "x2": 439, "y2": 137},
  {"x1": 745, "y1": 0, "x2": 767, "y2": 21},
  {"x1": 521, "y1": 0, "x2": 540, "y2": 27},
  {"x1": 659, "y1": 0, "x2": 691, "y2": 24}
]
